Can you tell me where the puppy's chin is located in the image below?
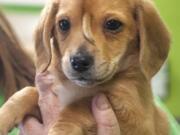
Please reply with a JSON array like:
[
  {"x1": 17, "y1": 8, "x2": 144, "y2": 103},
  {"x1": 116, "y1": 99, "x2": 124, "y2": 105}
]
[
  {"x1": 72, "y1": 79, "x2": 98, "y2": 88},
  {"x1": 70, "y1": 70, "x2": 117, "y2": 88},
  {"x1": 68, "y1": 77, "x2": 105, "y2": 88}
]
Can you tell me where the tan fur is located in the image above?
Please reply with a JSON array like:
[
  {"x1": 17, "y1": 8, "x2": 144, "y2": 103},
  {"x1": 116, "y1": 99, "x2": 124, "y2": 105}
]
[
  {"x1": 0, "y1": 0, "x2": 170, "y2": 135},
  {"x1": 0, "y1": 11, "x2": 35, "y2": 99}
]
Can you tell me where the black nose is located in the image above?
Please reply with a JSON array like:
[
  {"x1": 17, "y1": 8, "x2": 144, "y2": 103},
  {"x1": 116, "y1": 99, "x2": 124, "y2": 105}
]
[{"x1": 70, "y1": 54, "x2": 93, "y2": 72}]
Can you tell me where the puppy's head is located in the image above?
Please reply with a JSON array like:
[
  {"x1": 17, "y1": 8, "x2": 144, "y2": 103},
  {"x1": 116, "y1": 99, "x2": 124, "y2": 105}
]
[{"x1": 35, "y1": 0, "x2": 170, "y2": 87}]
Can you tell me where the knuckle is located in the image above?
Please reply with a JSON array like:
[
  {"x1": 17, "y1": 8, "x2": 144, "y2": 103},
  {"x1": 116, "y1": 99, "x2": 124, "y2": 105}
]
[{"x1": 99, "y1": 119, "x2": 118, "y2": 128}]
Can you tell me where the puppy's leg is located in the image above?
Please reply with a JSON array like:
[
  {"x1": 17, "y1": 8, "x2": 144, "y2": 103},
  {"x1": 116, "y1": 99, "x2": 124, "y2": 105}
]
[
  {"x1": 49, "y1": 122, "x2": 84, "y2": 135},
  {"x1": 0, "y1": 87, "x2": 38, "y2": 135},
  {"x1": 48, "y1": 100, "x2": 96, "y2": 135}
]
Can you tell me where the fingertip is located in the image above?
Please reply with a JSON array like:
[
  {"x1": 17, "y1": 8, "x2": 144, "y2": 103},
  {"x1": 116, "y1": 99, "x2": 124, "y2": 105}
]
[
  {"x1": 35, "y1": 71, "x2": 50, "y2": 81},
  {"x1": 92, "y1": 93, "x2": 111, "y2": 112},
  {"x1": 19, "y1": 117, "x2": 43, "y2": 131},
  {"x1": 19, "y1": 117, "x2": 46, "y2": 135}
]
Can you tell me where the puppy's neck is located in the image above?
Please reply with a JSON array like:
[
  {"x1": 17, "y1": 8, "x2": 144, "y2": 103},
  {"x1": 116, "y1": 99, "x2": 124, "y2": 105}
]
[{"x1": 53, "y1": 81, "x2": 98, "y2": 109}]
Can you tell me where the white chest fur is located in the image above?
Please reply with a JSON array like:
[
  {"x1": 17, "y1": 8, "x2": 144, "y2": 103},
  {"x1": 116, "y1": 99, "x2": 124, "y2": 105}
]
[{"x1": 53, "y1": 83, "x2": 98, "y2": 108}]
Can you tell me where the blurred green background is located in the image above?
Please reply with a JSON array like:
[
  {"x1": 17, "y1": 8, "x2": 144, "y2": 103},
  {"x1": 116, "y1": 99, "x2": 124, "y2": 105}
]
[{"x1": 155, "y1": 0, "x2": 180, "y2": 118}]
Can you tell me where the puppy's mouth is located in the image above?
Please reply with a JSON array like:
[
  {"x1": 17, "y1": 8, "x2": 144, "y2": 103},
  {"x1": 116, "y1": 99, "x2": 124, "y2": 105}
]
[
  {"x1": 64, "y1": 62, "x2": 118, "y2": 88},
  {"x1": 71, "y1": 72, "x2": 116, "y2": 87},
  {"x1": 62, "y1": 52, "x2": 119, "y2": 87},
  {"x1": 72, "y1": 78, "x2": 95, "y2": 87},
  {"x1": 69, "y1": 73, "x2": 97, "y2": 87}
]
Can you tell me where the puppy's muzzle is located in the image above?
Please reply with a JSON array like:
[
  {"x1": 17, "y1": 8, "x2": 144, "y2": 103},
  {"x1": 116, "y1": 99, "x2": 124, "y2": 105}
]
[{"x1": 70, "y1": 53, "x2": 94, "y2": 73}]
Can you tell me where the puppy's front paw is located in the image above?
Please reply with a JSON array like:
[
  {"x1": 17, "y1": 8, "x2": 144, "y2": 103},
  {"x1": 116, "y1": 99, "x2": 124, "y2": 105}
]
[
  {"x1": 0, "y1": 131, "x2": 5, "y2": 135},
  {"x1": 0, "y1": 121, "x2": 8, "y2": 135},
  {"x1": 49, "y1": 122, "x2": 83, "y2": 135}
]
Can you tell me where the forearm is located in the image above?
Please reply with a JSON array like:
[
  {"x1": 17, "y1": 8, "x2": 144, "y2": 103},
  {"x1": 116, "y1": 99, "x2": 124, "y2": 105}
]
[{"x1": 0, "y1": 87, "x2": 38, "y2": 135}]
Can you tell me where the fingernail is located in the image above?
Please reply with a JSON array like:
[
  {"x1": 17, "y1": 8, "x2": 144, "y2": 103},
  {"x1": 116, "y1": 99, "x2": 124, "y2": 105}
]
[{"x1": 96, "y1": 94, "x2": 110, "y2": 110}]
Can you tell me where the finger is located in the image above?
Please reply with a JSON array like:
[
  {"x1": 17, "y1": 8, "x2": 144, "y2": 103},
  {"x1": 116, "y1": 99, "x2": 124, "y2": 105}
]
[
  {"x1": 39, "y1": 93, "x2": 60, "y2": 126},
  {"x1": 36, "y1": 71, "x2": 50, "y2": 80},
  {"x1": 92, "y1": 94, "x2": 120, "y2": 135},
  {"x1": 19, "y1": 117, "x2": 46, "y2": 135},
  {"x1": 35, "y1": 71, "x2": 50, "y2": 85},
  {"x1": 35, "y1": 72, "x2": 60, "y2": 126},
  {"x1": 35, "y1": 72, "x2": 54, "y2": 94}
]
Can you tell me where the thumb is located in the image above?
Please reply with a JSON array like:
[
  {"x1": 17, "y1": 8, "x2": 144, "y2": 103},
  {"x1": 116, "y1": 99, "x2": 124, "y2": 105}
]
[
  {"x1": 19, "y1": 117, "x2": 45, "y2": 135},
  {"x1": 92, "y1": 94, "x2": 120, "y2": 135}
]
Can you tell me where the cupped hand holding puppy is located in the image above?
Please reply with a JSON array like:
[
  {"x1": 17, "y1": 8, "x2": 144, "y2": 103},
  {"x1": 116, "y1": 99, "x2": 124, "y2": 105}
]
[{"x1": 19, "y1": 73, "x2": 120, "y2": 135}]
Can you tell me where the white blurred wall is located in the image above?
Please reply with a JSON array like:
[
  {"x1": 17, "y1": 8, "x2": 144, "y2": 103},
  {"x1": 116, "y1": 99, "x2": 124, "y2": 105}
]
[{"x1": 0, "y1": 0, "x2": 46, "y2": 5}]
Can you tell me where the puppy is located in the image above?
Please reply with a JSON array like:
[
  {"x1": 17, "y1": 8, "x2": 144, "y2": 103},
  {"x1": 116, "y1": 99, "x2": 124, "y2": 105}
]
[{"x1": 0, "y1": 0, "x2": 170, "y2": 134}]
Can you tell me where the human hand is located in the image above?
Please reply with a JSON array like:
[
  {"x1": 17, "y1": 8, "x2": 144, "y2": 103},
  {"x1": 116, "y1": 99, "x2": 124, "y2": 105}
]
[
  {"x1": 19, "y1": 73, "x2": 120, "y2": 135},
  {"x1": 19, "y1": 71, "x2": 60, "y2": 135}
]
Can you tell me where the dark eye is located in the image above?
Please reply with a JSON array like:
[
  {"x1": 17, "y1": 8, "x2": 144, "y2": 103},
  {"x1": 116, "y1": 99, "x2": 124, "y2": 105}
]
[
  {"x1": 59, "y1": 19, "x2": 71, "y2": 32},
  {"x1": 104, "y1": 19, "x2": 123, "y2": 33}
]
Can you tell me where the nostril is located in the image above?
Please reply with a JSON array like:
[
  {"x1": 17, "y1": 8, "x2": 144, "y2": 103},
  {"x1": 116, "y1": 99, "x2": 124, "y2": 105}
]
[{"x1": 70, "y1": 55, "x2": 93, "y2": 72}]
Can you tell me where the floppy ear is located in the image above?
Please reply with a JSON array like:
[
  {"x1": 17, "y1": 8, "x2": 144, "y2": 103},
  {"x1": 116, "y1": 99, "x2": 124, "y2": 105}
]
[
  {"x1": 137, "y1": 0, "x2": 170, "y2": 79},
  {"x1": 35, "y1": 1, "x2": 59, "y2": 73}
]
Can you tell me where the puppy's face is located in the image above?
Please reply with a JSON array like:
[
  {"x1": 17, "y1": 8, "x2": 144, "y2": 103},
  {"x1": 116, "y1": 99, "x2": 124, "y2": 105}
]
[
  {"x1": 36, "y1": 0, "x2": 170, "y2": 88},
  {"x1": 53, "y1": 0, "x2": 137, "y2": 87}
]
